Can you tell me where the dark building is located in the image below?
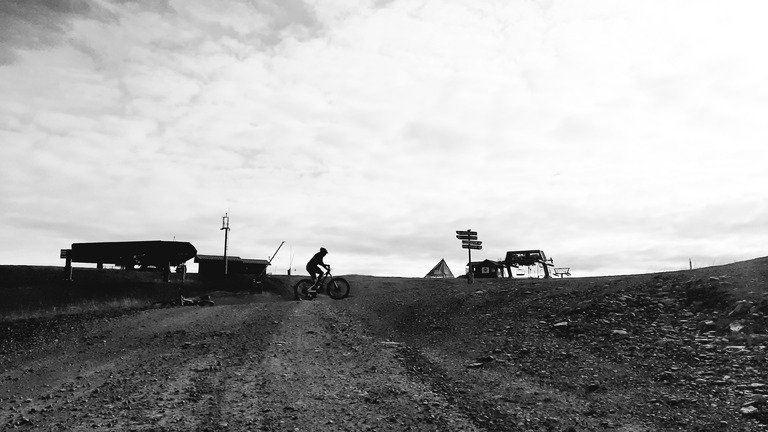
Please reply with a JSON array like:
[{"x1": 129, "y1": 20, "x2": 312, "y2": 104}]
[
  {"x1": 468, "y1": 259, "x2": 504, "y2": 279},
  {"x1": 67, "y1": 241, "x2": 197, "y2": 270},
  {"x1": 195, "y1": 255, "x2": 269, "y2": 277}
]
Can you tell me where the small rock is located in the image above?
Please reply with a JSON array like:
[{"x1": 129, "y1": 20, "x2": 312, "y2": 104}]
[
  {"x1": 729, "y1": 323, "x2": 745, "y2": 333},
  {"x1": 585, "y1": 382, "x2": 601, "y2": 393},
  {"x1": 729, "y1": 301, "x2": 752, "y2": 317},
  {"x1": 380, "y1": 341, "x2": 402, "y2": 348},
  {"x1": 699, "y1": 320, "x2": 717, "y2": 332},
  {"x1": 747, "y1": 334, "x2": 768, "y2": 346},
  {"x1": 740, "y1": 405, "x2": 759, "y2": 417}
]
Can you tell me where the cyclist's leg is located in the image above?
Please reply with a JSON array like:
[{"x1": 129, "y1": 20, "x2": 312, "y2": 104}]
[
  {"x1": 308, "y1": 269, "x2": 321, "y2": 290},
  {"x1": 305, "y1": 264, "x2": 316, "y2": 286}
]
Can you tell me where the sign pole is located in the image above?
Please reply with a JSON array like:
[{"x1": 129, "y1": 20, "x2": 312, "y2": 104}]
[
  {"x1": 467, "y1": 239, "x2": 473, "y2": 284},
  {"x1": 456, "y1": 229, "x2": 480, "y2": 285},
  {"x1": 221, "y1": 213, "x2": 230, "y2": 276}
]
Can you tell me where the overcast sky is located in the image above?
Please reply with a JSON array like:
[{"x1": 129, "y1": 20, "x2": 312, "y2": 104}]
[{"x1": 2, "y1": 0, "x2": 767, "y2": 278}]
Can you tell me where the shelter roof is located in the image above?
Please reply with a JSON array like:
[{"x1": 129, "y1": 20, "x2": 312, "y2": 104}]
[
  {"x1": 195, "y1": 255, "x2": 242, "y2": 262},
  {"x1": 195, "y1": 255, "x2": 270, "y2": 266},
  {"x1": 468, "y1": 259, "x2": 503, "y2": 267}
]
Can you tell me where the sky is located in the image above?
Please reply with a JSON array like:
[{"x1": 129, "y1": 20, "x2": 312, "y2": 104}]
[{"x1": 2, "y1": 0, "x2": 768, "y2": 278}]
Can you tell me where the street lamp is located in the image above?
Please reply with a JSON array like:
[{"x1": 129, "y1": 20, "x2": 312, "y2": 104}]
[{"x1": 221, "y1": 213, "x2": 230, "y2": 275}]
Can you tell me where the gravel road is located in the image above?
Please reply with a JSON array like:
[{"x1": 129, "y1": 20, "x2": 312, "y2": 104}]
[{"x1": 1, "y1": 287, "x2": 482, "y2": 431}]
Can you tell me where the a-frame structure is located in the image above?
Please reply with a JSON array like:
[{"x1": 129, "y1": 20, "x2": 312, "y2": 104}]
[{"x1": 424, "y1": 258, "x2": 454, "y2": 279}]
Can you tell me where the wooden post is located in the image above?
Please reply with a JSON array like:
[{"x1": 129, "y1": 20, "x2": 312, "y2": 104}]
[
  {"x1": 65, "y1": 257, "x2": 73, "y2": 281},
  {"x1": 456, "y1": 229, "x2": 480, "y2": 284},
  {"x1": 467, "y1": 244, "x2": 474, "y2": 284},
  {"x1": 61, "y1": 249, "x2": 73, "y2": 281}
]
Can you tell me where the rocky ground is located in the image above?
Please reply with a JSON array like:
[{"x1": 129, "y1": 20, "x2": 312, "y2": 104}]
[{"x1": 1, "y1": 257, "x2": 768, "y2": 431}]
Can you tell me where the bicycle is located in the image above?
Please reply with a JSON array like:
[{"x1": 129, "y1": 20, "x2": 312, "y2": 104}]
[
  {"x1": 293, "y1": 269, "x2": 350, "y2": 301},
  {"x1": 151, "y1": 292, "x2": 215, "y2": 308}
]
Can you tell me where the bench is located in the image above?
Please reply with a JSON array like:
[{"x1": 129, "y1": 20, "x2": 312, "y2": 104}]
[{"x1": 553, "y1": 267, "x2": 571, "y2": 278}]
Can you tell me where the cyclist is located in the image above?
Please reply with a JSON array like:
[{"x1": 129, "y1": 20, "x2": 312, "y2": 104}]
[{"x1": 305, "y1": 247, "x2": 330, "y2": 294}]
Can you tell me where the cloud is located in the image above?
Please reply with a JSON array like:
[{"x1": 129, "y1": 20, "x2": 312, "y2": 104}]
[
  {"x1": 2, "y1": 0, "x2": 768, "y2": 277},
  {"x1": 0, "y1": 0, "x2": 92, "y2": 61}
]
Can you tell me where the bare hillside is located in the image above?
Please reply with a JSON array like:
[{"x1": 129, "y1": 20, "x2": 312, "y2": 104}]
[{"x1": 2, "y1": 258, "x2": 768, "y2": 431}]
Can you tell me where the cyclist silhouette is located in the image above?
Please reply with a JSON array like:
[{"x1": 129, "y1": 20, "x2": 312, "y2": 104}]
[{"x1": 305, "y1": 247, "x2": 330, "y2": 293}]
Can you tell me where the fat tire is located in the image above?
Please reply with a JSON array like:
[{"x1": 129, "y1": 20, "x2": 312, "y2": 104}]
[
  {"x1": 327, "y1": 277, "x2": 350, "y2": 300},
  {"x1": 294, "y1": 279, "x2": 316, "y2": 301}
]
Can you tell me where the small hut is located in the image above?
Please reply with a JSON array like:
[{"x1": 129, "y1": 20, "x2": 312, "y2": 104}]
[{"x1": 468, "y1": 259, "x2": 504, "y2": 279}]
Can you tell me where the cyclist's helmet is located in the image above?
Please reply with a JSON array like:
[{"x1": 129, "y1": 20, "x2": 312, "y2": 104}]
[{"x1": 320, "y1": 247, "x2": 328, "y2": 254}]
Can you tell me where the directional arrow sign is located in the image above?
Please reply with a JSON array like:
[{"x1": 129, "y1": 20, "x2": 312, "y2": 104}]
[{"x1": 456, "y1": 229, "x2": 481, "y2": 284}]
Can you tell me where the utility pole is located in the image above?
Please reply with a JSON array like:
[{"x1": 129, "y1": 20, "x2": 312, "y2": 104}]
[{"x1": 221, "y1": 213, "x2": 230, "y2": 275}]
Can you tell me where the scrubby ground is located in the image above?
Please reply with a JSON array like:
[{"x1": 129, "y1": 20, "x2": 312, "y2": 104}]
[{"x1": 2, "y1": 258, "x2": 768, "y2": 431}]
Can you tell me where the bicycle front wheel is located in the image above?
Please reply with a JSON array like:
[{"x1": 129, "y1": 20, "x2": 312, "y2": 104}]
[
  {"x1": 294, "y1": 279, "x2": 316, "y2": 301},
  {"x1": 326, "y1": 277, "x2": 350, "y2": 300}
]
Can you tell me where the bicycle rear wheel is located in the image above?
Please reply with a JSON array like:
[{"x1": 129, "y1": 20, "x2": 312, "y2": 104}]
[
  {"x1": 327, "y1": 277, "x2": 350, "y2": 300},
  {"x1": 294, "y1": 279, "x2": 316, "y2": 301}
]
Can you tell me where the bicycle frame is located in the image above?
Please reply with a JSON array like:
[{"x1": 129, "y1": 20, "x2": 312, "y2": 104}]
[
  {"x1": 294, "y1": 269, "x2": 350, "y2": 301},
  {"x1": 313, "y1": 271, "x2": 333, "y2": 290}
]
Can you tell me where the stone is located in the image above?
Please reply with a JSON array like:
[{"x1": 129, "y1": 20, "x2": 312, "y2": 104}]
[
  {"x1": 740, "y1": 405, "x2": 759, "y2": 417},
  {"x1": 729, "y1": 301, "x2": 753, "y2": 317},
  {"x1": 380, "y1": 341, "x2": 402, "y2": 348}
]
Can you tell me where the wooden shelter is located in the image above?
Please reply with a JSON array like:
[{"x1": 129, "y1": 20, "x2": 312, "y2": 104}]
[
  {"x1": 468, "y1": 259, "x2": 504, "y2": 279},
  {"x1": 195, "y1": 255, "x2": 269, "y2": 277}
]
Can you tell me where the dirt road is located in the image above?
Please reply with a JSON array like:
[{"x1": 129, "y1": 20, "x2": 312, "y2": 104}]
[
  {"x1": 3, "y1": 267, "x2": 768, "y2": 431},
  {"x1": 1, "y1": 289, "x2": 483, "y2": 431}
]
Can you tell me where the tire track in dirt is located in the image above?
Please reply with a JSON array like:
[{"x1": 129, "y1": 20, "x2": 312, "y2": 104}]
[
  {"x1": 1, "y1": 302, "x2": 289, "y2": 431},
  {"x1": 233, "y1": 300, "x2": 482, "y2": 431}
]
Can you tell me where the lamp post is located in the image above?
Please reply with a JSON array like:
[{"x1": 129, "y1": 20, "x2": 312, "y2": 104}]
[{"x1": 221, "y1": 213, "x2": 230, "y2": 275}]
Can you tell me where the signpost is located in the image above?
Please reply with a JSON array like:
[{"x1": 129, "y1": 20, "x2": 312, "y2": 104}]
[
  {"x1": 221, "y1": 213, "x2": 230, "y2": 275},
  {"x1": 456, "y1": 229, "x2": 481, "y2": 284},
  {"x1": 61, "y1": 249, "x2": 73, "y2": 281}
]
